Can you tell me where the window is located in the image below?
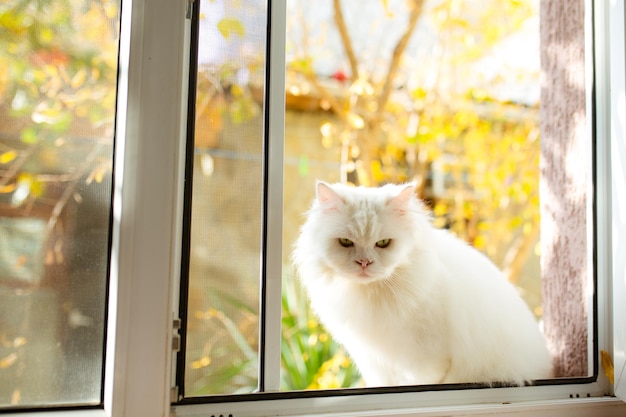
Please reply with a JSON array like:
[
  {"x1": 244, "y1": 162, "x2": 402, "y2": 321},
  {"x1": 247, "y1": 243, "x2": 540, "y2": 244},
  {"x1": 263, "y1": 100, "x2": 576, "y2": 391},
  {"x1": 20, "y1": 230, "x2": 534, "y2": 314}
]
[
  {"x1": 178, "y1": 0, "x2": 268, "y2": 395},
  {"x1": 0, "y1": 0, "x2": 119, "y2": 409},
  {"x1": 2, "y1": 0, "x2": 626, "y2": 416},
  {"x1": 177, "y1": 0, "x2": 595, "y2": 403}
]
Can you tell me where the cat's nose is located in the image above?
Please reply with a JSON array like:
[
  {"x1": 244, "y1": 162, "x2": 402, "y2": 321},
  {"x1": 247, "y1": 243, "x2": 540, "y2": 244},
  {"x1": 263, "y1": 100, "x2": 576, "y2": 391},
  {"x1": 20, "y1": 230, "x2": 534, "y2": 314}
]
[{"x1": 356, "y1": 259, "x2": 373, "y2": 268}]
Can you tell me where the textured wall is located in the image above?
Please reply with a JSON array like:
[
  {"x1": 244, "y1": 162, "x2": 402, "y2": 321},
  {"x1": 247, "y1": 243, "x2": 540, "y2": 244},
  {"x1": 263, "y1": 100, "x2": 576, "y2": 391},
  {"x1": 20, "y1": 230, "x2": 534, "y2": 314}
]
[{"x1": 540, "y1": 0, "x2": 589, "y2": 377}]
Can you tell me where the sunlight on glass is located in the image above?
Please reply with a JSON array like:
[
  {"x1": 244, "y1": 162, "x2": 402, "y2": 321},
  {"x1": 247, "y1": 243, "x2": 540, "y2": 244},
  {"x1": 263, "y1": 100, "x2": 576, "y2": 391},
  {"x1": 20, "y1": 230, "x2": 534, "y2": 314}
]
[{"x1": 0, "y1": 0, "x2": 119, "y2": 408}]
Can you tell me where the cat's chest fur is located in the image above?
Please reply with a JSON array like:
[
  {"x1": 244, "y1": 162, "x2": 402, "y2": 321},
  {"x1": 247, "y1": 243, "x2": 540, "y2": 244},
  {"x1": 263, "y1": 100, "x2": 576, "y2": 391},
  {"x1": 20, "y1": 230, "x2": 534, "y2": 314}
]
[{"x1": 305, "y1": 260, "x2": 453, "y2": 385}]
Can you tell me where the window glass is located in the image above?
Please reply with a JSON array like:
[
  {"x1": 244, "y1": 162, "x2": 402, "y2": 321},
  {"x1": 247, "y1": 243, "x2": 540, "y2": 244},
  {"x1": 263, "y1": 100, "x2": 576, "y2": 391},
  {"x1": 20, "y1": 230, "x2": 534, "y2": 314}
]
[
  {"x1": 0, "y1": 0, "x2": 119, "y2": 408},
  {"x1": 181, "y1": 0, "x2": 267, "y2": 396},
  {"x1": 182, "y1": 0, "x2": 592, "y2": 397}
]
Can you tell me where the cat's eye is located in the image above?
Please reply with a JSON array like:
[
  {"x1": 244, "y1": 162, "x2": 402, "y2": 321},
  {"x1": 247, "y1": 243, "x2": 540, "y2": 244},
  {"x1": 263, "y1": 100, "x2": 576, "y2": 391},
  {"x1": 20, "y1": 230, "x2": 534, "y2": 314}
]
[
  {"x1": 375, "y1": 239, "x2": 391, "y2": 248},
  {"x1": 338, "y1": 238, "x2": 354, "y2": 247}
]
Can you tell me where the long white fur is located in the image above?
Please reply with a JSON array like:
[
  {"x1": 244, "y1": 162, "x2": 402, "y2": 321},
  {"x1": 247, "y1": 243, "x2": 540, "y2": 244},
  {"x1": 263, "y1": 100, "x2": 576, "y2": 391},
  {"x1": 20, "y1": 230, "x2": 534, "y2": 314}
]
[{"x1": 292, "y1": 181, "x2": 553, "y2": 386}]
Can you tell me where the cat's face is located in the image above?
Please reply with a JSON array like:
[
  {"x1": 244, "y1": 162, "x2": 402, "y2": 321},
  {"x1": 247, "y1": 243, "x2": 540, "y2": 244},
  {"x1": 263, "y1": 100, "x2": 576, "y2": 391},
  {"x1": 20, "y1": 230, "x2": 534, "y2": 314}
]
[{"x1": 300, "y1": 181, "x2": 421, "y2": 284}]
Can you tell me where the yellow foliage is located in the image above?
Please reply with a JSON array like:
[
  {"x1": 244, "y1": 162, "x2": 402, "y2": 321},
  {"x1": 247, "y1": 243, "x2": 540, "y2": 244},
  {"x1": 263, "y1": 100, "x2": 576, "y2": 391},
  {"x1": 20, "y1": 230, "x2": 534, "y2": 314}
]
[
  {"x1": 307, "y1": 351, "x2": 351, "y2": 390},
  {"x1": 191, "y1": 356, "x2": 212, "y2": 369},
  {"x1": 0, "y1": 183, "x2": 17, "y2": 194},
  {"x1": 346, "y1": 113, "x2": 365, "y2": 129},
  {"x1": 371, "y1": 160, "x2": 385, "y2": 183},
  {"x1": 0, "y1": 353, "x2": 18, "y2": 369},
  {"x1": 0, "y1": 150, "x2": 17, "y2": 164},
  {"x1": 217, "y1": 18, "x2": 245, "y2": 39},
  {"x1": 601, "y1": 350, "x2": 614, "y2": 384}
]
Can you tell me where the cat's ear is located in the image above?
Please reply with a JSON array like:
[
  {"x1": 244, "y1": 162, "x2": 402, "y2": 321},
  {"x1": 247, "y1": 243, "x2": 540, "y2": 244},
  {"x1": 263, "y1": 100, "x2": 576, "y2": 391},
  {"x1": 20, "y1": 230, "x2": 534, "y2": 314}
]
[
  {"x1": 316, "y1": 181, "x2": 343, "y2": 212},
  {"x1": 387, "y1": 183, "x2": 415, "y2": 216}
]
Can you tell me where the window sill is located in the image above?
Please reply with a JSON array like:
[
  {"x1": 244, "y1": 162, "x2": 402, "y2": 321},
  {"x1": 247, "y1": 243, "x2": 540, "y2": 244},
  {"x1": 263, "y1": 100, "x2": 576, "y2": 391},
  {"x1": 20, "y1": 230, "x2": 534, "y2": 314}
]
[{"x1": 173, "y1": 396, "x2": 626, "y2": 417}]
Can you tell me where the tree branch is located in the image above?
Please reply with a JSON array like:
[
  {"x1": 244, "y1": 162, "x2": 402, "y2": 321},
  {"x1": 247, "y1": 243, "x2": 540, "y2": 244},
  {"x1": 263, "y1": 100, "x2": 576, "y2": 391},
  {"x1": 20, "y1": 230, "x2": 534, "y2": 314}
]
[
  {"x1": 45, "y1": 143, "x2": 104, "y2": 240},
  {"x1": 502, "y1": 222, "x2": 540, "y2": 284},
  {"x1": 333, "y1": 0, "x2": 359, "y2": 81},
  {"x1": 0, "y1": 145, "x2": 38, "y2": 188},
  {"x1": 377, "y1": 0, "x2": 425, "y2": 114}
]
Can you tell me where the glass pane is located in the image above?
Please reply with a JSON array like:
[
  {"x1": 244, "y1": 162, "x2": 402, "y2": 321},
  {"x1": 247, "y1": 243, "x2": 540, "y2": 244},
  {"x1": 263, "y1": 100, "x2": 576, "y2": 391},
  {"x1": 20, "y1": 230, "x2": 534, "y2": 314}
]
[
  {"x1": 0, "y1": 0, "x2": 119, "y2": 408},
  {"x1": 182, "y1": 0, "x2": 591, "y2": 399},
  {"x1": 183, "y1": 0, "x2": 267, "y2": 396},
  {"x1": 282, "y1": 0, "x2": 590, "y2": 390}
]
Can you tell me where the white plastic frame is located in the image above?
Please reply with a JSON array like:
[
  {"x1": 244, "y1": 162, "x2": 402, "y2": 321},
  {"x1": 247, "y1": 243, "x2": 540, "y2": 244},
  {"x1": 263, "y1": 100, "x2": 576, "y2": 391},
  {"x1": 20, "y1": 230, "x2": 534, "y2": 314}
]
[
  {"x1": 4, "y1": 0, "x2": 626, "y2": 415},
  {"x1": 104, "y1": 0, "x2": 189, "y2": 413},
  {"x1": 609, "y1": 0, "x2": 626, "y2": 400}
]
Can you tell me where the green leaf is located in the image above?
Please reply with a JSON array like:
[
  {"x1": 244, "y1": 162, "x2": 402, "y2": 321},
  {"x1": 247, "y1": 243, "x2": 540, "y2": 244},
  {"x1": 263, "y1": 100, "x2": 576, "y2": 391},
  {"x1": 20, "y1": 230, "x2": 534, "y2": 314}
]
[
  {"x1": 298, "y1": 155, "x2": 309, "y2": 176},
  {"x1": 20, "y1": 127, "x2": 39, "y2": 144},
  {"x1": 290, "y1": 58, "x2": 313, "y2": 74}
]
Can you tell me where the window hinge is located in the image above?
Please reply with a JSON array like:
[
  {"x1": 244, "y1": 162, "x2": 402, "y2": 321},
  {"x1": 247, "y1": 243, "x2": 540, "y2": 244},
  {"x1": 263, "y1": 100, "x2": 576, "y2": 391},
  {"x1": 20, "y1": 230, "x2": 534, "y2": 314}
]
[
  {"x1": 172, "y1": 318, "x2": 182, "y2": 352},
  {"x1": 185, "y1": 0, "x2": 195, "y2": 19},
  {"x1": 171, "y1": 318, "x2": 182, "y2": 403}
]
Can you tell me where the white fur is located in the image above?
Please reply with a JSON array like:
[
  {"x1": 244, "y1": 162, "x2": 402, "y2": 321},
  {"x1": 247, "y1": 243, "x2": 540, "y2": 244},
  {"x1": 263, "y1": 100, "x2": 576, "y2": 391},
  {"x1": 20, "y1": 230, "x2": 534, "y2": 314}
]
[{"x1": 292, "y1": 181, "x2": 553, "y2": 386}]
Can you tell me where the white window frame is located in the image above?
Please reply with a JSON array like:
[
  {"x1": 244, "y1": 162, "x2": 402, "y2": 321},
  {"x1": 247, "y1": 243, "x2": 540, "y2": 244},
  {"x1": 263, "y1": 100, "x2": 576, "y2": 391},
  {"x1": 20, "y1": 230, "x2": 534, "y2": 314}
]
[
  {"x1": 609, "y1": 0, "x2": 626, "y2": 402},
  {"x1": 4, "y1": 0, "x2": 626, "y2": 416}
]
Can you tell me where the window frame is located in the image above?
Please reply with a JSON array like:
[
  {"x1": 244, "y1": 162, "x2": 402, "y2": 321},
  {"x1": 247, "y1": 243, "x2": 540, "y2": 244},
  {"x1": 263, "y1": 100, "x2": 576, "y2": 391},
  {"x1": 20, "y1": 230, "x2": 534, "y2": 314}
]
[
  {"x1": 169, "y1": 0, "x2": 621, "y2": 414},
  {"x1": 609, "y1": 0, "x2": 626, "y2": 400},
  {"x1": 4, "y1": 0, "x2": 626, "y2": 415},
  {"x1": 103, "y1": 0, "x2": 189, "y2": 414}
]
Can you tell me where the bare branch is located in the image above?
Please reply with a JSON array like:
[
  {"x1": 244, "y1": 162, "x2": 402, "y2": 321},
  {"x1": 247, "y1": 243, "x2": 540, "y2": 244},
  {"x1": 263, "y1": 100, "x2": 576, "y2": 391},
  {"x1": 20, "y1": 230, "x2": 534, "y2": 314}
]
[
  {"x1": 502, "y1": 222, "x2": 540, "y2": 284},
  {"x1": 333, "y1": 0, "x2": 359, "y2": 80},
  {"x1": 293, "y1": 68, "x2": 348, "y2": 122},
  {"x1": 307, "y1": 76, "x2": 344, "y2": 115},
  {"x1": 377, "y1": 0, "x2": 425, "y2": 114},
  {"x1": 0, "y1": 145, "x2": 38, "y2": 188},
  {"x1": 294, "y1": 1, "x2": 347, "y2": 120},
  {"x1": 45, "y1": 143, "x2": 104, "y2": 239}
]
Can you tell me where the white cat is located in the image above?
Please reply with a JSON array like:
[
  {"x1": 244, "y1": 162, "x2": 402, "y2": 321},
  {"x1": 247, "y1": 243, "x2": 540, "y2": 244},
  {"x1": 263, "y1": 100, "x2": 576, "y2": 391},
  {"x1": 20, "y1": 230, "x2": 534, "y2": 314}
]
[{"x1": 292, "y1": 181, "x2": 553, "y2": 387}]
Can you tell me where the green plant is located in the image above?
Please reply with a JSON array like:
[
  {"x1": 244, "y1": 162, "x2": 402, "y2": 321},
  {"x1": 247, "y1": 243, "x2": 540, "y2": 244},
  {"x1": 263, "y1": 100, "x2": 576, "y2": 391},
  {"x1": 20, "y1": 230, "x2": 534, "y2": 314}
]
[
  {"x1": 281, "y1": 274, "x2": 361, "y2": 390},
  {"x1": 186, "y1": 274, "x2": 361, "y2": 395}
]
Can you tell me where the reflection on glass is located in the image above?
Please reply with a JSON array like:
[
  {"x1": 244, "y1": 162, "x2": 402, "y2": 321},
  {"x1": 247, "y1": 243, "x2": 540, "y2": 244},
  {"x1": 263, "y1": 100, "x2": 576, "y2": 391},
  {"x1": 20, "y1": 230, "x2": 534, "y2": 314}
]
[
  {"x1": 184, "y1": 0, "x2": 267, "y2": 396},
  {"x1": 0, "y1": 0, "x2": 119, "y2": 408}
]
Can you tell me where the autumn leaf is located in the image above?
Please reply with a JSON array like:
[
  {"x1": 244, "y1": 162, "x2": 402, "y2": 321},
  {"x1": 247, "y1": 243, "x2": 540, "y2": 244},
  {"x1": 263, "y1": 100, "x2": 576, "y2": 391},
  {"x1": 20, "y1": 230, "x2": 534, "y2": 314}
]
[
  {"x1": 70, "y1": 68, "x2": 88, "y2": 89},
  {"x1": 601, "y1": 350, "x2": 614, "y2": 384},
  {"x1": 12, "y1": 173, "x2": 44, "y2": 206},
  {"x1": 0, "y1": 353, "x2": 18, "y2": 369},
  {"x1": 191, "y1": 356, "x2": 212, "y2": 369},
  {"x1": 217, "y1": 18, "x2": 245, "y2": 39},
  {"x1": 290, "y1": 58, "x2": 313, "y2": 74},
  {"x1": 0, "y1": 183, "x2": 16, "y2": 193},
  {"x1": 0, "y1": 150, "x2": 17, "y2": 164},
  {"x1": 371, "y1": 160, "x2": 385, "y2": 183}
]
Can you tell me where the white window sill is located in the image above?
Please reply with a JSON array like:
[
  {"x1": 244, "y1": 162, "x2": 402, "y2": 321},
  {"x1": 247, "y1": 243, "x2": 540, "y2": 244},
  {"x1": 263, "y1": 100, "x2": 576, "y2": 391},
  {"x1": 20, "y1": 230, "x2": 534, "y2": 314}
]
[{"x1": 171, "y1": 396, "x2": 626, "y2": 417}]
